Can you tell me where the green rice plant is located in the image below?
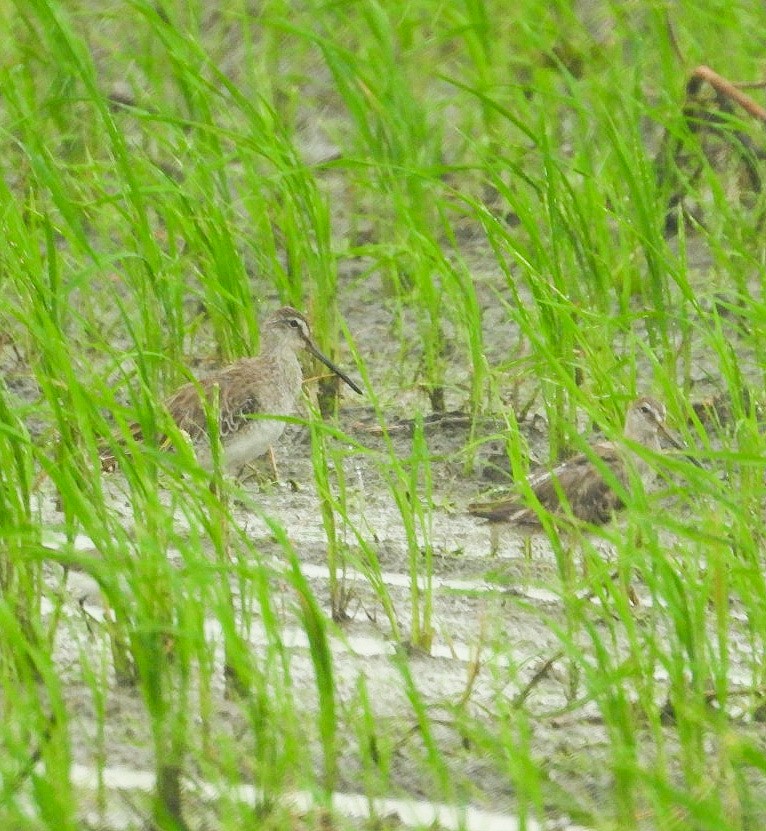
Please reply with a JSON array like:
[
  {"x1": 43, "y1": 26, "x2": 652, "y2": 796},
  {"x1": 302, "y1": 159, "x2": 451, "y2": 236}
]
[
  {"x1": 390, "y1": 645, "x2": 454, "y2": 801},
  {"x1": 265, "y1": 521, "x2": 338, "y2": 793},
  {"x1": 305, "y1": 326, "x2": 405, "y2": 641},
  {"x1": 307, "y1": 416, "x2": 404, "y2": 639},
  {"x1": 408, "y1": 227, "x2": 488, "y2": 417},
  {"x1": 305, "y1": 2, "x2": 443, "y2": 228},
  {"x1": 373, "y1": 413, "x2": 436, "y2": 652},
  {"x1": 348, "y1": 673, "x2": 393, "y2": 802},
  {"x1": 0, "y1": 600, "x2": 77, "y2": 830},
  {"x1": 133, "y1": 7, "x2": 348, "y2": 349},
  {"x1": 468, "y1": 169, "x2": 585, "y2": 460},
  {"x1": 100, "y1": 495, "x2": 194, "y2": 826},
  {"x1": 444, "y1": 0, "x2": 501, "y2": 156},
  {"x1": 0, "y1": 385, "x2": 42, "y2": 677},
  {"x1": 15, "y1": 0, "x2": 164, "y2": 252},
  {"x1": 303, "y1": 197, "x2": 343, "y2": 414},
  {"x1": 441, "y1": 239, "x2": 488, "y2": 420},
  {"x1": 78, "y1": 646, "x2": 110, "y2": 817},
  {"x1": 309, "y1": 413, "x2": 347, "y2": 622},
  {"x1": 407, "y1": 415, "x2": 434, "y2": 651},
  {"x1": 205, "y1": 515, "x2": 303, "y2": 802},
  {"x1": 560, "y1": 435, "x2": 766, "y2": 829}
]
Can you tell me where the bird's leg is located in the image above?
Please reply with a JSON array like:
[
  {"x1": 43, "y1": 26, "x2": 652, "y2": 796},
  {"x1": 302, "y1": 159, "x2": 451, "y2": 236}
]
[
  {"x1": 522, "y1": 534, "x2": 532, "y2": 564},
  {"x1": 489, "y1": 523, "x2": 500, "y2": 556},
  {"x1": 238, "y1": 447, "x2": 280, "y2": 486},
  {"x1": 622, "y1": 525, "x2": 643, "y2": 607},
  {"x1": 579, "y1": 543, "x2": 589, "y2": 583},
  {"x1": 621, "y1": 566, "x2": 640, "y2": 607},
  {"x1": 268, "y1": 445, "x2": 279, "y2": 480}
]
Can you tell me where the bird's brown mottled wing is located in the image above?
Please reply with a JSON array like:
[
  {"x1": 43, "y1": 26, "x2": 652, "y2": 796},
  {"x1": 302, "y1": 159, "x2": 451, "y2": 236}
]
[
  {"x1": 469, "y1": 453, "x2": 595, "y2": 523},
  {"x1": 469, "y1": 442, "x2": 626, "y2": 526},
  {"x1": 101, "y1": 361, "x2": 265, "y2": 471},
  {"x1": 165, "y1": 363, "x2": 264, "y2": 442},
  {"x1": 548, "y1": 445, "x2": 625, "y2": 524},
  {"x1": 164, "y1": 380, "x2": 208, "y2": 441},
  {"x1": 468, "y1": 493, "x2": 526, "y2": 522},
  {"x1": 215, "y1": 363, "x2": 264, "y2": 438}
]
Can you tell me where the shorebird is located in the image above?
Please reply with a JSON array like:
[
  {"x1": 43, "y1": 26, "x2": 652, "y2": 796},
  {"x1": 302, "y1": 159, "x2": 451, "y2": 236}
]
[
  {"x1": 101, "y1": 307, "x2": 362, "y2": 475},
  {"x1": 469, "y1": 397, "x2": 683, "y2": 529}
]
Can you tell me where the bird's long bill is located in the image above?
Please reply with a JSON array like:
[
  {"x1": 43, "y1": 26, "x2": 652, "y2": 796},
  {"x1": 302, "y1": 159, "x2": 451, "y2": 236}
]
[
  {"x1": 307, "y1": 341, "x2": 363, "y2": 395},
  {"x1": 659, "y1": 422, "x2": 703, "y2": 467},
  {"x1": 658, "y1": 422, "x2": 686, "y2": 451}
]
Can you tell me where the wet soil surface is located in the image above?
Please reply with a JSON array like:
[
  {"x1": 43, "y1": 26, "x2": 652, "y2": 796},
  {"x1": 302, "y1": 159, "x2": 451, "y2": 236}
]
[{"x1": 28, "y1": 241, "x2": 766, "y2": 829}]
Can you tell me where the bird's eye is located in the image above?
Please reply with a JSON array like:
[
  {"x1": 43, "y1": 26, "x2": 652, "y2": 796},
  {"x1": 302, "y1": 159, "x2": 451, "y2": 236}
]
[{"x1": 288, "y1": 318, "x2": 301, "y2": 329}]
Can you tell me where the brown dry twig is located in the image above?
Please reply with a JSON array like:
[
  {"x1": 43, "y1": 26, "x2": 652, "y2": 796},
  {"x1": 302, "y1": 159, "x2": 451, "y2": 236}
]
[
  {"x1": 657, "y1": 64, "x2": 766, "y2": 233},
  {"x1": 688, "y1": 65, "x2": 766, "y2": 124}
]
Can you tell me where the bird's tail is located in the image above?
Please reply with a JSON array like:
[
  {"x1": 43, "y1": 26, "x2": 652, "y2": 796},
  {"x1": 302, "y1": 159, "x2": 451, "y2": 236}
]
[{"x1": 468, "y1": 498, "x2": 527, "y2": 523}]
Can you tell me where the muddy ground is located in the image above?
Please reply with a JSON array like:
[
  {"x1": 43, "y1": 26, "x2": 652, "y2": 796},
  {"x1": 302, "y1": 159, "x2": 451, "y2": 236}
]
[{"x1": 19, "y1": 226, "x2": 766, "y2": 831}]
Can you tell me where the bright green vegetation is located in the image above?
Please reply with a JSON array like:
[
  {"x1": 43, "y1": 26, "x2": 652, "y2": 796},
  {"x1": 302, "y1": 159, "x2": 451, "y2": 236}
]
[{"x1": 2, "y1": 1, "x2": 766, "y2": 829}]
